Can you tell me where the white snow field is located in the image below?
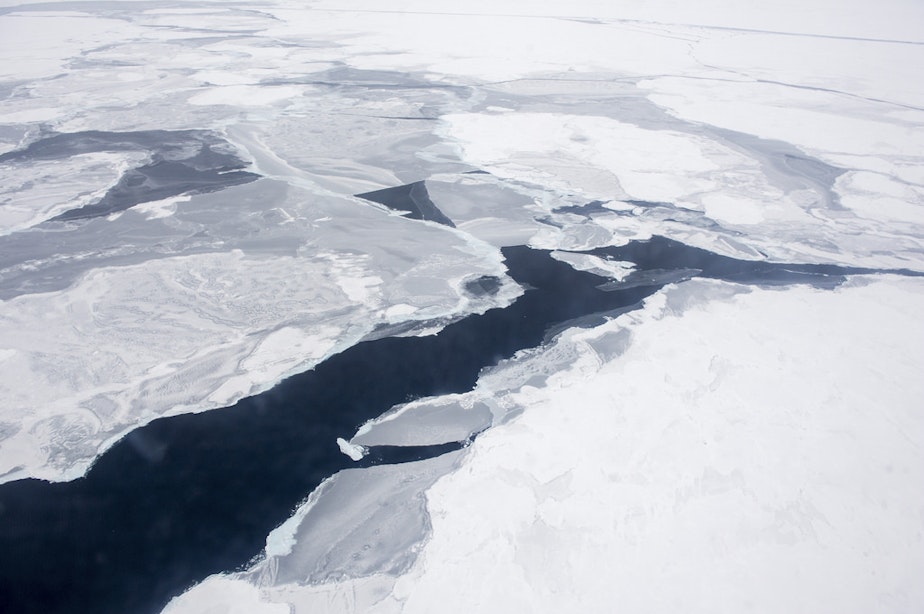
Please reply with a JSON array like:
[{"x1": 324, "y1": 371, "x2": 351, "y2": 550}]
[
  {"x1": 0, "y1": 0, "x2": 922, "y2": 611},
  {"x1": 166, "y1": 276, "x2": 924, "y2": 614}
]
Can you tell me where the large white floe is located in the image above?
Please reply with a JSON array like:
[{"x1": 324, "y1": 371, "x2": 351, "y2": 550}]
[{"x1": 383, "y1": 277, "x2": 924, "y2": 613}]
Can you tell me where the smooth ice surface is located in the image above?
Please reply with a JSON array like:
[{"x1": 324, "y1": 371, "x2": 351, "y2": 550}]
[
  {"x1": 256, "y1": 452, "x2": 463, "y2": 585},
  {"x1": 163, "y1": 453, "x2": 463, "y2": 614},
  {"x1": 352, "y1": 395, "x2": 493, "y2": 448}
]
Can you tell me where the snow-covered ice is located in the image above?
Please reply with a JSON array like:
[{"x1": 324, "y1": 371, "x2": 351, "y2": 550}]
[{"x1": 164, "y1": 276, "x2": 924, "y2": 613}]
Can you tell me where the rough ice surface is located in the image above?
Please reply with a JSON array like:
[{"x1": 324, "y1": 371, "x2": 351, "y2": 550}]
[
  {"x1": 1, "y1": 0, "x2": 922, "y2": 612},
  {"x1": 335, "y1": 437, "x2": 367, "y2": 462}
]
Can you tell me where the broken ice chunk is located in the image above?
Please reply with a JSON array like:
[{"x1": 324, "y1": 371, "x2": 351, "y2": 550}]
[{"x1": 336, "y1": 437, "x2": 367, "y2": 461}]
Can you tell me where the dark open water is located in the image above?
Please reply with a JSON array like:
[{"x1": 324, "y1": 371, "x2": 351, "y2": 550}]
[{"x1": 0, "y1": 240, "x2": 901, "y2": 614}]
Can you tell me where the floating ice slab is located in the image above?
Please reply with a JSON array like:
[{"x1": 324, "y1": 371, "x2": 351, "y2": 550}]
[
  {"x1": 257, "y1": 452, "x2": 464, "y2": 585},
  {"x1": 352, "y1": 395, "x2": 493, "y2": 448},
  {"x1": 0, "y1": 150, "x2": 148, "y2": 234}
]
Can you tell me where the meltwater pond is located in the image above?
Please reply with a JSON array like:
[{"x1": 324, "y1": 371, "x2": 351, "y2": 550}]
[{"x1": 0, "y1": 240, "x2": 897, "y2": 614}]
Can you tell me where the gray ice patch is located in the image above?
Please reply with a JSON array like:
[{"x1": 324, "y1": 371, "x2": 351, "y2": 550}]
[
  {"x1": 0, "y1": 130, "x2": 259, "y2": 222},
  {"x1": 464, "y1": 275, "x2": 503, "y2": 297},
  {"x1": 267, "y1": 65, "x2": 470, "y2": 97},
  {"x1": 553, "y1": 200, "x2": 614, "y2": 216},
  {"x1": 353, "y1": 398, "x2": 493, "y2": 448},
  {"x1": 596, "y1": 268, "x2": 701, "y2": 291},
  {"x1": 709, "y1": 127, "x2": 847, "y2": 210},
  {"x1": 425, "y1": 176, "x2": 536, "y2": 222},
  {"x1": 0, "y1": 178, "x2": 287, "y2": 299},
  {"x1": 250, "y1": 451, "x2": 463, "y2": 586}
]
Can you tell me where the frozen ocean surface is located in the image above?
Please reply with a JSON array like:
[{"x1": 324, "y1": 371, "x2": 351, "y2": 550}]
[{"x1": 0, "y1": 0, "x2": 922, "y2": 613}]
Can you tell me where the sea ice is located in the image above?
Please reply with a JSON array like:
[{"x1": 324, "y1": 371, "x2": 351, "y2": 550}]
[
  {"x1": 0, "y1": 179, "x2": 517, "y2": 483},
  {"x1": 370, "y1": 277, "x2": 924, "y2": 614},
  {"x1": 1, "y1": 1, "x2": 922, "y2": 612}
]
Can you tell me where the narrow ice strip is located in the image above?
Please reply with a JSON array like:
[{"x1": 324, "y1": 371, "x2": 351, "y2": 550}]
[
  {"x1": 352, "y1": 395, "x2": 493, "y2": 448},
  {"x1": 550, "y1": 251, "x2": 635, "y2": 282}
]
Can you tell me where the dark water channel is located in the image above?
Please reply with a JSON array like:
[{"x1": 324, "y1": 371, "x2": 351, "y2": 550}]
[
  {"x1": 0, "y1": 130, "x2": 259, "y2": 222},
  {"x1": 0, "y1": 240, "x2": 899, "y2": 614}
]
